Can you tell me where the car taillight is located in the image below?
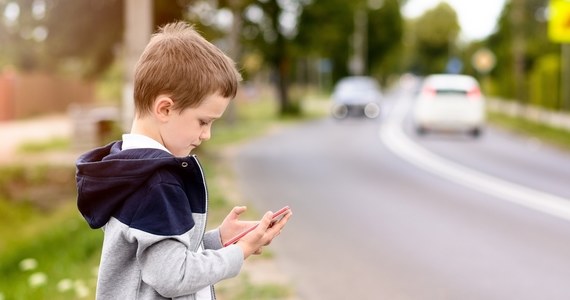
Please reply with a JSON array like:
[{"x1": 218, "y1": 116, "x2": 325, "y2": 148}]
[
  {"x1": 467, "y1": 86, "x2": 481, "y2": 99},
  {"x1": 422, "y1": 86, "x2": 436, "y2": 97}
]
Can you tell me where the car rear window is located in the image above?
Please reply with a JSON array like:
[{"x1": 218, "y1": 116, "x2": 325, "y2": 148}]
[{"x1": 435, "y1": 89, "x2": 467, "y2": 95}]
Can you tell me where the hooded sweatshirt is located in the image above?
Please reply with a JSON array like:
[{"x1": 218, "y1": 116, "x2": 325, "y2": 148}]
[{"x1": 76, "y1": 139, "x2": 243, "y2": 299}]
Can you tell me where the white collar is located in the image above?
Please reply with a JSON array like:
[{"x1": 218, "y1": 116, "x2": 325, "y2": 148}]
[{"x1": 121, "y1": 133, "x2": 171, "y2": 154}]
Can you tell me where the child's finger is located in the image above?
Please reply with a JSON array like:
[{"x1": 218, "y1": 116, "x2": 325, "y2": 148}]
[
  {"x1": 228, "y1": 206, "x2": 247, "y2": 220},
  {"x1": 267, "y1": 210, "x2": 292, "y2": 232},
  {"x1": 256, "y1": 211, "x2": 274, "y2": 230}
]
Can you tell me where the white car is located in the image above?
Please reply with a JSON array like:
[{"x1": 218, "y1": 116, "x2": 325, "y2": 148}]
[
  {"x1": 412, "y1": 74, "x2": 486, "y2": 137},
  {"x1": 331, "y1": 76, "x2": 382, "y2": 119}
]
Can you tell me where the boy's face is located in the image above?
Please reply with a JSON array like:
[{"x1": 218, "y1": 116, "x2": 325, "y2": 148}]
[{"x1": 159, "y1": 93, "x2": 230, "y2": 157}]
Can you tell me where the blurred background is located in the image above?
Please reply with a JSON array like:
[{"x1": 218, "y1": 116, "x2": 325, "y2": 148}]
[{"x1": 1, "y1": 0, "x2": 570, "y2": 299}]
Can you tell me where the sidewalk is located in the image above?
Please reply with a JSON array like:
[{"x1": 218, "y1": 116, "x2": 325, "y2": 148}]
[{"x1": 0, "y1": 114, "x2": 73, "y2": 163}]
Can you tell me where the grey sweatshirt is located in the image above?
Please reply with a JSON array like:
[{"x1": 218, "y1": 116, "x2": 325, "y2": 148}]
[{"x1": 76, "y1": 141, "x2": 243, "y2": 299}]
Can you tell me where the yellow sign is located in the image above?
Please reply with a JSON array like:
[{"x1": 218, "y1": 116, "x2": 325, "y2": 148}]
[{"x1": 549, "y1": 0, "x2": 570, "y2": 43}]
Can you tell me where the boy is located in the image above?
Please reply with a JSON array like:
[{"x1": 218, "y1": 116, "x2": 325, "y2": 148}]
[{"x1": 75, "y1": 21, "x2": 291, "y2": 299}]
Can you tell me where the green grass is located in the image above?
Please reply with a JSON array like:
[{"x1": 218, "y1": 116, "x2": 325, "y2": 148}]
[
  {"x1": 0, "y1": 163, "x2": 100, "y2": 300},
  {"x1": 216, "y1": 272, "x2": 292, "y2": 300},
  {"x1": 488, "y1": 111, "x2": 570, "y2": 151},
  {"x1": 0, "y1": 201, "x2": 102, "y2": 300},
  {"x1": 17, "y1": 138, "x2": 70, "y2": 153}
]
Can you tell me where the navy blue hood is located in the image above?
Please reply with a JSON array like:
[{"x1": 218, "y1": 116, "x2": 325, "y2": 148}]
[{"x1": 75, "y1": 141, "x2": 205, "y2": 229}]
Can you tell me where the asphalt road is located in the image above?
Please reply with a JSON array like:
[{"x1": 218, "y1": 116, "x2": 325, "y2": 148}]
[{"x1": 230, "y1": 87, "x2": 570, "y2": 300}]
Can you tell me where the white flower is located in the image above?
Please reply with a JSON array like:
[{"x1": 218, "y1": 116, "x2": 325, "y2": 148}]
[
  {"x1": 57, "y1": 279, "x2": 73, "y2": 292},
  {"x1": 28, "y1": 272, "x2": 47, "y2": 288},
  {"x1": 74, "y1": 280, "x2": 90, "y2": 298},
  {"x1": 19, "y1": 258, "x2": 38, "y2": 271}
]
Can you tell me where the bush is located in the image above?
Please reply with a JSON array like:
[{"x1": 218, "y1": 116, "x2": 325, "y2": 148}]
[{"x1": 529, "y1": 54, "x2": 561, "y2": 110}]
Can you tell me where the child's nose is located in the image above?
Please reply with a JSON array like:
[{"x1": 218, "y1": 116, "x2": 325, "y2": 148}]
[{"x1": 200, "y1": 128, "x2": 211, "y2": 141}]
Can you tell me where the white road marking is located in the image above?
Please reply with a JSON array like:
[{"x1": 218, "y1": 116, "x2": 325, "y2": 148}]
[{"x1": 379, "y1": 97, "x2": 570, "y2": 222}]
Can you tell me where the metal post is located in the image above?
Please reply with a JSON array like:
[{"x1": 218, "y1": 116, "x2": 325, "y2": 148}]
[{"x1": 122, "y1": 0, "x2": 153, "y2": 131}]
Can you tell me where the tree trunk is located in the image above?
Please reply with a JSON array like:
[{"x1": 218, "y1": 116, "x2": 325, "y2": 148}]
[
  {"x1": 511, "y1": 0, "x2": 526, "y2": 104},
  {"x1": 276, "y1": 58, "x2": 290, "y2": 116}
]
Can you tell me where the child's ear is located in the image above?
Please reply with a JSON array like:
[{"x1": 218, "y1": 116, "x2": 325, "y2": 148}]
[{"x1": 154, "y1": 96, "x2": 174, "y2": 122}]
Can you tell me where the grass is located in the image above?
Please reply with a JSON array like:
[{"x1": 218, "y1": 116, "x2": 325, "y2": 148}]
[
  {"x1": 0, "y1": 200, "x2": 102, "y2": 300},
  {"x1": 0, "y1": 163, "x2": 100, "y2": 300},
  {"x1": 216, "y1": 271, "x2": 292, "y2": 300},
  {"x1": 488, "y1": 111, "x2": 570, "y2": 152},
  {"x1": 17, "y1": 138, "x2": 70, "y2": 153}
]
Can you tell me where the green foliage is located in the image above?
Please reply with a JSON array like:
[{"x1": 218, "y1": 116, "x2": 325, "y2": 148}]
[
  {"x1": 486, "y1": 0, "x2": 557, "y2": 102},
  {"x1": 529, "y1": 54, "x2": 561, "y2": 110},
  {"x1": 295, "y1": 0, "x2": 404, "y2": 83},
  {"x1": 367, "y1": 0, "x2": 404, "y2": 81},
  {"x1": 410, "y1": 2, "x2": 459, "y2": 74},
  {"x1": 294, "y1": 0, "x2": 354, "y2": 81}
]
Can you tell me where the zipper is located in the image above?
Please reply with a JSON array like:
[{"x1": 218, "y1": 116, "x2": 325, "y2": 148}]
[
  {"x1": 191, "y1": 155, "x2": 216, "y2": 300},
  {"x1": 191, "y1": 154, "x2": 208, "y2": 248}
]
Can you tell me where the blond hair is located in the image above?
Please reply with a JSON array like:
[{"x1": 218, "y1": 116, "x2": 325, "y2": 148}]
[{"x1": 133, "y1": 21, "x2": 242, "y2": 116}]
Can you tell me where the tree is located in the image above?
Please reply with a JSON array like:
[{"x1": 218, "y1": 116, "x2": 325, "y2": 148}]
[
  {"x1": 43, "y1": 0, "x2": 124, "y2": 78},
  {"x1": 0, "y1": 0, "x2": 193, "y2": 79},
  {"x1": 295, "y1": 0, "x2": 404, "y2": 85},
  {"x1": 233, "y1": 0, "x2": 305, "y2": 116},
  {"x1": 487, "y1": 0, "x2": 556, "y2": 103},
  {"x1": 367, "y1": 0, "x2": 404, "y2": 83},
  {"x1": 409, "y1": 2, "x2": 459, "y2": 74},
  {"x1": 294, "y1": 0, "x2": 354, "y2": 83}
]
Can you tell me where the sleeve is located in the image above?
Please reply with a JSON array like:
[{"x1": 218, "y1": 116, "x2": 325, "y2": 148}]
[
  {"x1": 128, "y1": 182, "x2": 244, "y2": 298},
  {"x1": 131, "y1": 230, "x2": 244, "y2": 298},
  {"x1": 203, "y1": 229, "x2": 223, "y2": 250}
]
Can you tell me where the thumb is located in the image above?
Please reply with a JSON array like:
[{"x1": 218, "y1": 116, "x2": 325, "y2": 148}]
[
  {"x1": 229, "y1": 206, "x2": 247, "y2": 220},
  {"x1": 257, "y1": 211, "x2": 273, "y2": 230}
]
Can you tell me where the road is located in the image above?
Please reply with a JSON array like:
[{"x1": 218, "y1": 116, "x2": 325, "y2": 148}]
[{"x1": 230, "y1": 87, "x2": 570, "y2": 300}]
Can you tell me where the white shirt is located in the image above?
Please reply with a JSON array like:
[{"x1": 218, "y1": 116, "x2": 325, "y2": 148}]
[{"x1": 121, "y1": 133, "x2": 170, "y2": 153}]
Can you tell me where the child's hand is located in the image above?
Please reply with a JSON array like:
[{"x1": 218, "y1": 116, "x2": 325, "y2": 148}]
[
  {"x1": 236, "y1": 209, "x2": 292, "y2": 259},
  {"x1": 219, "y1": 206, "x2": 257, "y2": 245}
]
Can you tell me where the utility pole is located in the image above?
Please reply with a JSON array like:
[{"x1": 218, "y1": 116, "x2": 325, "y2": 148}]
[
  {"x1": 223, "y1": 0, "x2": 244, "y2": 125},
  {"x1": 349, "y1": 6, "x2": 367, "y2": 75},
  {"x1": 122, "y1": 0, "x2": 153, "y2": 131}
]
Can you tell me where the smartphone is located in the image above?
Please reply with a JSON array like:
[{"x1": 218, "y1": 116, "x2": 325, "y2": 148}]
[
  {"x1": 269, "y1": 206, "x2": 290, "y2": 227},
  {"x1": 223, "y1": 206, "x2": 290, "y2": 247}
]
